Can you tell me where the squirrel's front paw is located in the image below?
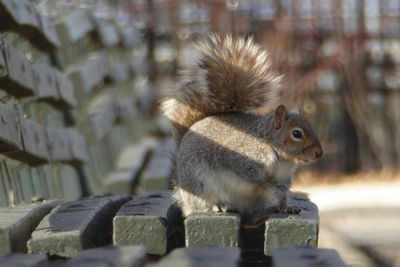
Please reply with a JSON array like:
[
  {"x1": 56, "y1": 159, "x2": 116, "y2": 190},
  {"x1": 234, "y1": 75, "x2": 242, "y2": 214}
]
[
  {"x1": 212, "y1": 203, "x2": 237, "y2": 213},
  {"x1": 279, "y1": 205, "x2": 301, "y2": 214}
]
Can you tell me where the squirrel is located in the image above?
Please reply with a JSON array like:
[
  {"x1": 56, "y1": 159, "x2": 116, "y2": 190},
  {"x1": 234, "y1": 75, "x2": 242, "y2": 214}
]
[{"x1": 161, "y1": 34, "x2": 323, "y2": 224}]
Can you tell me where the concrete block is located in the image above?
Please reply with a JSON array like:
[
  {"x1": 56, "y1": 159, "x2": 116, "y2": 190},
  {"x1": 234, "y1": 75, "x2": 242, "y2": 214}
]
[
  {"x1": 154, "y1": 247, "x2": 241, "y2": 267},
  {"x1": 272, "y1": 246, "x2": 348, "y2": 267},
  {"x1": 0, "y1": 201, "x2": 60, "y2": 255},
  {"x1": 0, "y1": 253, "x2": 47, "y2": 267},
  {"x1": 185, "y1": 212, "x2": 240, "y2": 247},
  {"x1": 105, "y1": 139, "x2": 156, "y2": 194},
  {"x1": 62, "y1": 245, "x2": 146, "y2": 267},
  {"x1": 113, "y1": 191, "x2": 182, "y2": 255},
  {"x1": 27, "y1": 195, "x2": 131, "y2": 257},
  {"x1": 141, "y1": 139, "x2": 174, "y2": 192},
  {"x1": 264, "y1": 193, "x2": 319, "y2": 256}
]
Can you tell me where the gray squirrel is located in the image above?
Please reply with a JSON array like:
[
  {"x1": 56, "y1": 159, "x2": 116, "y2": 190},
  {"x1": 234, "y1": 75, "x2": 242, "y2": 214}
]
[{"x1": 161, "y1": 34, "x2": 322, "y2": 223}]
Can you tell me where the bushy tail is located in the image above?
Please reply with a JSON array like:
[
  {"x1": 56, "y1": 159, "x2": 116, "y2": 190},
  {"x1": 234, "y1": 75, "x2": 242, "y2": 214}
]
[{"x1": 161, "y1": 34, "x2": 283, "y2": 143}]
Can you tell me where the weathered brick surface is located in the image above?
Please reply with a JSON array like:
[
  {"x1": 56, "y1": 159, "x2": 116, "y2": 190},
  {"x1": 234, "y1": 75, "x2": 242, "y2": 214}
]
[
  {"x1": 62, "y1": 245, "x2": 146, "y2": 267},
  {"x1": 0, "y1": 201, "x2": 60, "y2": 255},
  {"x1": 264, "y1": 193, "x2": 319, "y2": 256},
  {"x1": 272, "y1": 246, "x2": 348, "y2": 267},
  {"x1": 155, "y1": 247, "x2": 241, "y2": 267},
  {"x1": 27, "y1": 195, "x2": 131, "y2": 257},
  {"x1": 141, "y1": 153, "x2": 171, "y2": 192},
  {"x1": 113, "y1": 191, "x2": 182, "y2": 255},
  {"x1": 185, "y1": 212, "x2": 240, "y2": 247},
  {"x1": 0, "y1": 253, "x2": 48, "y2": 267},
  {"x1": 141, "y1": 138, "x2": 175, "y2": 193},
  {"x1": 105, "y1": 139, "x2": 156, "y2": 194}
]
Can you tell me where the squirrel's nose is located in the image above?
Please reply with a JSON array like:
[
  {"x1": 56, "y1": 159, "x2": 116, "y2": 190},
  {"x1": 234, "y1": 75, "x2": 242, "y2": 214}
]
[
  {"x1": 304, "y1": 145, "x2": 323, "y2": 161},
  {"x1": 313, "y1": 145, "x2": 323, "y2": 159}
]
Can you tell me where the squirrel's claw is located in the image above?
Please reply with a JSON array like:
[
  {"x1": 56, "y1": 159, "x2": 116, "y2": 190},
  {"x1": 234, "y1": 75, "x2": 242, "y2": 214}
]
[{"x1": 279, "y1": 205, "x2": 301, "y2": 214}]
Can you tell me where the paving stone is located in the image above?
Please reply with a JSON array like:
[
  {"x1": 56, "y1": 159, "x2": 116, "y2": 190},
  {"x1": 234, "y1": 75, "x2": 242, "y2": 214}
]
[
  {"x1": 141, "y1": 139, "x2": 175, "y2": 192},
  {"x1": 55, "y1": 9, "x2": 95, "y2": 44},
  {"x1": 104, "y1": 170, "x2": 138, "y2": 195},
  {"x1": 185, "y1": 212, "x2": 241, "y2": 247},
  {"x1": 154, "y1": 247, "x2": 241, "y2": 267},
  {"x1": 105, "y1": 139, "x2": 156, "y2": 194},
  {"x1": 272, "y1": 246, "x2": 348, "y2": 267},
  {"x1": 113, "y1": 191, "x2": 182, "y2": 255},
  {"x1": 27, "y1": 195, "x2": 131, "y2": 258},
  {"x1": 264, "y1": 193, "x2": 319, "y2": 256},
  {"x1": 0, "y1": 201, "x2": 60, "y2": 255},
  {"x1": 61, "y1": 245, "x2": 146, "y2": 267},
  {"x1": 0, "y1": 253, "x2": 48, "y2": 267},
  {"x1": 96, "y1": 21, "x2": 120, "y2": 48}
]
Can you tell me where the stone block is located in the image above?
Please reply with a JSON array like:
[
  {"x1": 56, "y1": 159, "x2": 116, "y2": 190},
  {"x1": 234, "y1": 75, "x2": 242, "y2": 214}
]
[
  {"x1": 62, "y1": 245, "x2": 146, "y2": 267},
  {"x1": 27, "y1": 195, "x2": 131, "y2": 257},
  {"x1": 55, "y1": 9, "x2": 95, "y2": 45},
  {"x1": 10, "y1": 118, "x2": 50, "y2": 165},
  {"x1": 0, "y1": 201, "x2": 60, "y2": 255},
  {"x1": 46, "y1": 127, "x2": 72, "y2": 162},
  {"x1": 105, "y1": 139, "x2": 156, "y2": 194},
  {"x1": 113, "y1": 191, "x2": 181, "y2": 255},
  {"x1": 0, "y1": 253, "x2": 47, "y2": 267},
  {"x1": 54, "y1": 69, "x2": 77, "y2": 108},
  {"x1": 96, "y1": 21, "x2": 120, "y2": 48},
  {"x1": 272, "y1": 246, "x2": 348, "y2": 267},
  {"x1": 155, "y1": 247, "x2": 241, "y2": 267},
  {"x1": 0, "y1": 39, "x2": 35, "y2": 97},
  {"x1": 141, "y1": 139, "x2": 175, "y2": 192},
  {"x1": 31, "y1": 63, "x2": 60, "y2": 104},
  {"x1": 185, "y1": 212, "x2": 240, "y2": 247},
  {"x1": 264, "y1": 193, "x2": 319, "y2": 256},
  {"x1": 0, "y1": 103, "x2": 22, "y2": 153}
]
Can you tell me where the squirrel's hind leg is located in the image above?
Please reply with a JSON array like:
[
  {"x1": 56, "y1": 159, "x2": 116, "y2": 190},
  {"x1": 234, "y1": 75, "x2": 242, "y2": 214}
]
[{"x1": 174, "y1": 187, "x2": 214, "y2": 216}]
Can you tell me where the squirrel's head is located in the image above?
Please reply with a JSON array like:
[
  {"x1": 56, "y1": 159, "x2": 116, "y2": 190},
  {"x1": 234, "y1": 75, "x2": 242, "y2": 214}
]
[{"x1": 270, "y1": 105, "x2": 323, "y2": 164}]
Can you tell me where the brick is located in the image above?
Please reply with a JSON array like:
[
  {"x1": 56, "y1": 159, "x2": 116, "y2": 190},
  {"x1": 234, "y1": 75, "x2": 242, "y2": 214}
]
[
  {"x1": 46, "y1": 127, "x2": 72, "y2": 162},
  {"x1": 97, "y1": 21, "x2": 120, "y2": 47},
  {"x1": 68, "y1": 57, "x2": 105, "y2": 94},
  {"x1": 113, "y1": 191, "x2": 182, "y2": 255},
  {"x1": 141, "y1": 138, "x2": 175, "y2": 192},
  {"x1": 110, "y1": 61, "x2": 131, "y2": 84},
  {"x1": 37, "y1": 14, "x2": 60, "y2": 50},
  {"x1": 27, "y1": 195, "x2": 131, "y2": 257},
  {"x1": 155, "y1": 247, "x2": 241, "y2": 267},
  {"x1": 55, "y1": 9, "x2": 95, "y2": 44},
  {"x1": 0, "y1": 201, "x2": 60, "y2": 255},
  {"x1": 185, "y1": 212, "x2": 241, "y2": 247},
  {"x1": 31, "y1": 63, "x2": 60, "y2": 104},
  {"x1": 62, "y1": 245, "x2": 146, "y2": 267},
  {"x1": 120, "y1": 26, "x2": 140, "y2": 48},
  {"x1": 0, "y1": 253, "x2": 47, "y2": 267},
  {"x1": 89, "y1": 99, "x2": 117, "y2": 141},
  {"x1": 54, "y1": 68, "x2": 77, "y2": 108},
  {"x1": 0, "y1": 0, "x2": 40, "y2": 33},
  {"x1": 0, "y1": 39, "x2": 35, "y2": 97},
  {"x1": 116, "y1": 98, "x2": 137, "y2": 123},
  {"x1": 65, "y1": 128, "x2": 88, "y2": 164},
  {"x1": 264, "y1": 193, "x2": 319, "y2": 256},
  {"x1": 272, "y1": 246, "x2": 348, "y2": 267},
  {"x1": 10, "y1": 118, "x2": 50, "y2": 165},
  {"x1": 105, "y1": 139, "x2": 156, "y2": 194},
  {"x1": 0, "y1": 103, "x2": 22, "y2": 153}
]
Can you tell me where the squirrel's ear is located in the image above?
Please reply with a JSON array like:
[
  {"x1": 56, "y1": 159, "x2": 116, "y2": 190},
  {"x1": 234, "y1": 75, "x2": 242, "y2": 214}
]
[{"x1": 273, "y1": 104, "x2": 288, "y2": 130}]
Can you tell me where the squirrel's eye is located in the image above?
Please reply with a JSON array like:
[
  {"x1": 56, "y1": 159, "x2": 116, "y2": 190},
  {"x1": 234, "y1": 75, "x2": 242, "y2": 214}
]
[{"x1": 292, "y1": 129, "x2": 303, "y2": 139}]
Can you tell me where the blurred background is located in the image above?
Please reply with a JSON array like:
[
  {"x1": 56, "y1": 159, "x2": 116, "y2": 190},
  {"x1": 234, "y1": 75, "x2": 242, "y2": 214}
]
[{"x1": 27, "y1": 0, "x2": 400, "y2": 266}]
